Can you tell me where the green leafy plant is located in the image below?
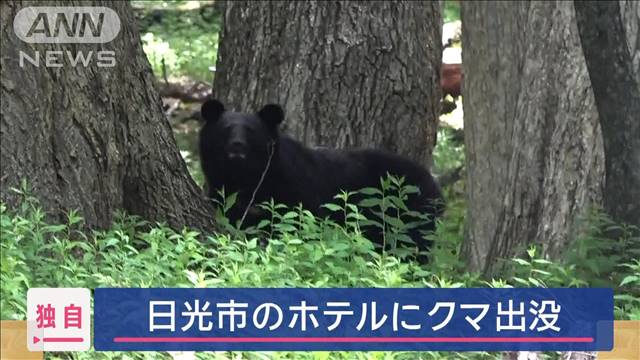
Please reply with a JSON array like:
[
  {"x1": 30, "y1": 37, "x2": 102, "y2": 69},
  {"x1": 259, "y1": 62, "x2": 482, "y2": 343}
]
[
  {"x1": 2, "y1": 179, "x2": 639, "y2": 359},
  {"x1": 615, "y1": 259, "x2": 640, "y2": 320}
]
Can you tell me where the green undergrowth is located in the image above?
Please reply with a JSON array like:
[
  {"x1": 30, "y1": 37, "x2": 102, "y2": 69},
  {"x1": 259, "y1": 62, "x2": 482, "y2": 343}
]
[
  {"x1": 1, "y1": 180, "x2": 638, "y2": 359},
  {"x1": 135, "y1": 0, "x2": 221, "y2": 82}
]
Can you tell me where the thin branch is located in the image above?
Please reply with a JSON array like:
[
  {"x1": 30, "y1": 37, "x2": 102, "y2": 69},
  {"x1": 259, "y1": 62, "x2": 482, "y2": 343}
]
[{"x1": 238, "y1": 142, "x2": 276, "y2": 228}]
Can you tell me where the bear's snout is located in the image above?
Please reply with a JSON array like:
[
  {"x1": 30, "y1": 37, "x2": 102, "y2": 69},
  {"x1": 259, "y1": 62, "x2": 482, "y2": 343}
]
[{"x1": 226, "y1": 141, "x2": 248, "y2": 160}]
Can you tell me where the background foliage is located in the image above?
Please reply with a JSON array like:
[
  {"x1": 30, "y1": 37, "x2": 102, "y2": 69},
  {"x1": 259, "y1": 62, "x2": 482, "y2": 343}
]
[{"x1": 134, "y1": 0, "x2": 221, "y2": 81}]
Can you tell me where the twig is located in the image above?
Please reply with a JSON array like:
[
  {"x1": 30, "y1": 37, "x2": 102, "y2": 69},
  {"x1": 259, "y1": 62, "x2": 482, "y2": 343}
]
[
  {"x1": 238, "y1": 141, "x2": 275, "y2": 228},
  {"x1": 161, "y1": 57, "x2": 169, "y2": 85}
]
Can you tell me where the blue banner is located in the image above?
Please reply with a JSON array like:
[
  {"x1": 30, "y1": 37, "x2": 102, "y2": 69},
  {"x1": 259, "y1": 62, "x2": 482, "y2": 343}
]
[{"x1": 94, "y1": 288, "x2": 613, "y2": 351}]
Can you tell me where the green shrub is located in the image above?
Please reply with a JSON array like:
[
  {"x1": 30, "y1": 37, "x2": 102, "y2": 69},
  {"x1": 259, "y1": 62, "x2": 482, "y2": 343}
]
[{"x1": 1, "y1": 179, "x2": 639, "y2": 359}]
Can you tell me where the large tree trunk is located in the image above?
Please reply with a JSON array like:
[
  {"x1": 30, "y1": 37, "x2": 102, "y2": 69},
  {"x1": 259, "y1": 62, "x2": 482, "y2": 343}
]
[
  {"x1": 461, "y1": 1, "x2": 605, "y2": 275},
  {"x1": 0, "y1": 1, "x2": 215, "y2": 231},
  {"x1": 620, "y1": 0, "x2": 640, "y2": 86},
  {"x1": 574, "y1": 1, "x2": 640, "y2": 231},
  {"x1": 212, "y1": 1, "x2": 442, "y2": 166}
]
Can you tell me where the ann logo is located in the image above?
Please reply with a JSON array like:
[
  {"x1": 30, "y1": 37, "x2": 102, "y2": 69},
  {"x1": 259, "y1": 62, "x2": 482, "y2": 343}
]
[
  {"x1": 14, "y1": 6, "x2": 120, "y2": 44},
  {"x1": 26, "y1": 12, "x2": 105, "y2": 39},
  {"x1": 13, "y1": 6, "x2": 120, "y2": 68}
]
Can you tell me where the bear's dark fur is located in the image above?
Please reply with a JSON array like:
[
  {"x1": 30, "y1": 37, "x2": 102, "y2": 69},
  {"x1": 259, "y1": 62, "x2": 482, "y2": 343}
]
[{"x1": 199, "y1": 99, "x2": 443, "y2": 261}]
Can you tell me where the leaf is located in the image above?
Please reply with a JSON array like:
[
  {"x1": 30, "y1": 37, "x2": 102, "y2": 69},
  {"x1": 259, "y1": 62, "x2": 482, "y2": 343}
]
[
  {"x1": 532, "y1": 259, "x2": 553, "y2": 265},
  {"x1": 322, "y1": 204, "x2": 342, "y2": 212},
  {"x1": 358, "y1": 187, "x2": 382, "y2": 196},
  {"x1": 282, "y1": 212, "x2": 298, "y2": 220},
  {"x1": 275, "y1": 224, "x2": 296, "y2": 233},
  {"x1": 389, "y1": 247, "x2": 412, "y2": 259},
  {"x1": 331, "y1": 243, "x2": 351, "y2": 252},
  {"x1": 614, "y1": 294, "x2": 640, "y2": 303},
  {"x1": 388, "y1": 197, "x2": 409, "y2": 211},
  {"x1": 512, "y1": 258, "x2": 530, "y2": 266},
  {"x1": 394, "y1": 234, "x2": 415, "y2": 245},
  {"x1": 226, "y1": 252, "x2": 244, "y2": 262},
  {"x1": 256, "y1": 219, "x2": 271, "y2": 229},
  {"x1": 384, "y1": 217, "x2": 405, "y2": 229},
  {"x1": 620, "y1": 275, "x2": 640, "y2": 286},
  {"x1": 531, "y1": 269, "x2": 552, "y2": 276},
  {"x1": 42, "y1": 224, "x2": 66, "y2": 233},
  {"x1": 359, "y1": 219, "x2": 383, "y2": 229},
  {"x1": 528, "y1": 277, "x2": 543, "y2": 287},
  {"x1": 104, "y1": 238, "x2": 119, "y2": 247},
  {"x1": 223, "y1": 192, "x2": 238, "y2": 212},
  {"x1": 512, "y1": 277, "x2": 529, "y2": 286},
  {"x1": 246, "y1": 238, "x2": 258, "y2": 250},
  {"x1": 358, "y1": 198, "x2": 380, "y2": 208}
]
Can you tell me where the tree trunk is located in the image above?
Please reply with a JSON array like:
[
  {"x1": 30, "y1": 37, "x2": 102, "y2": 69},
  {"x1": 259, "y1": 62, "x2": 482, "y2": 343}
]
[
  {"x1": 212, "y1": 1, "x2": 442, "y2": 167},
  {"x1": 461, "y1": 1, "x2": 605, "y2": 275},
  {"x1": 620, "y1": 0, "x2": 640, "y2": 86},
  {"x1": 574, "y1": 1, "x2": 640, "y2": 230},
  {"x1": 0, "y1": 1, "x2": 215, "y2": 231}
]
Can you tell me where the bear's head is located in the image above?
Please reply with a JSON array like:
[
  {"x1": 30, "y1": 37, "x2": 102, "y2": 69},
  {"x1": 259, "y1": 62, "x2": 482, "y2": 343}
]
[{"x1": 200, "y1": 99, "x2": 284, "y2": 176}]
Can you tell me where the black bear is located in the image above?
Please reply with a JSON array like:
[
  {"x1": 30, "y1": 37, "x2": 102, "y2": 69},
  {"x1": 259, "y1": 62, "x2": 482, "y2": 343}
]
[{"x1": 199, "y1": 99, "x2": 443, "y2": 261}]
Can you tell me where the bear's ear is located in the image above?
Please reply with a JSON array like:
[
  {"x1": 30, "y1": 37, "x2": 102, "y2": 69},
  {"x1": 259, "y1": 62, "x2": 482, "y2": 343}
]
[
  {"x1": 201, "y1": 99, "x2": 225, "y2": 123},
  {"x1": 257, "y1": 104, "x2": 284, "y2": 128}
]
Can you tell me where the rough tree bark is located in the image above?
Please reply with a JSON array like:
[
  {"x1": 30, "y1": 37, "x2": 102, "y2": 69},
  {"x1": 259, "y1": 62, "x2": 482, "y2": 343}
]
[
  {"x1": 212, "y1": 1, "x2": 442, "y2": 166},
  {"x1": 0, "y1": 1, "x2": 215, "y2": 231},
  {"x1": 575, "y1": 1, "x2": 640, "y2": 231},
  {"x1": 620, "y1": 0, "x2": 640, "y2": 86},
  {"x1": 461, "y1": 1, "x2": 605, "y2": 275}
]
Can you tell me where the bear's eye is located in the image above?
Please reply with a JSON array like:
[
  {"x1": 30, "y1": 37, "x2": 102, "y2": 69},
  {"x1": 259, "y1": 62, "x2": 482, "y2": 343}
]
[{"x1": 219, "y1": 124, "x2": 241, "y2": 136}]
